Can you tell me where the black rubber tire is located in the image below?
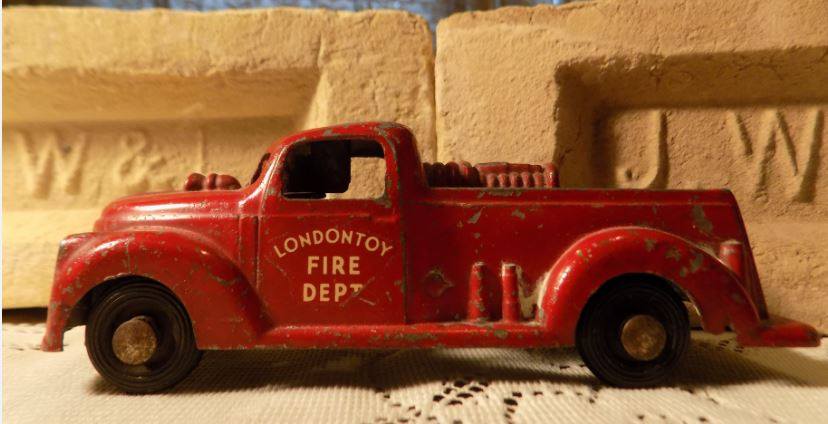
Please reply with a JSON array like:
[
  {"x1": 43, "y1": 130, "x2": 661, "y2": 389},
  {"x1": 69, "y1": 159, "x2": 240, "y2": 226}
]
[
  {"x1": 85, "y1": 281, "x2": 202, "y2": 393},
  {"x1": 576, "y1": 278, "x2": 689, "y2": 388}
]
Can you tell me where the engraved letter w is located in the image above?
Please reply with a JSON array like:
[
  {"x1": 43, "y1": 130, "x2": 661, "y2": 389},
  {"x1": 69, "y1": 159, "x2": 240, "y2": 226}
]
[
  {"x1": 726, "y1": 109, "x2": 823, "y2": 202},
  {"x1": 14, "y1": 130, "x2": 87, "y2": 198}
]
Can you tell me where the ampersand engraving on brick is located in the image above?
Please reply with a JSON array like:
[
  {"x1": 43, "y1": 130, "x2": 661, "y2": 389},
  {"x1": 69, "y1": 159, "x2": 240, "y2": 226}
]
[
  {"x1": 111, "y1": 131, "x2": 166, "y2": 195},
  {"x1": 727, "y1": 108, "x2": 823, "y2": 202},
  {"x1": 13, "y1": 130, "x2": 87, "y2": 198}
]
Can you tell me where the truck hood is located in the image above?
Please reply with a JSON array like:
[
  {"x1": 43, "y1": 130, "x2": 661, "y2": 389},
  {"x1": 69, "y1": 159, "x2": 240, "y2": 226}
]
[{"x1": 95, "y1": 190, "x2": 243, "y2": 232}]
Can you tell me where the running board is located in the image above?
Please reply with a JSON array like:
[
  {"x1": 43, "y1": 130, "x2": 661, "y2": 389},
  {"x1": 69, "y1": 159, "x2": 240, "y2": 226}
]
[{"x1": 236, "y1": 322, "x2": 559, "y2": 350}]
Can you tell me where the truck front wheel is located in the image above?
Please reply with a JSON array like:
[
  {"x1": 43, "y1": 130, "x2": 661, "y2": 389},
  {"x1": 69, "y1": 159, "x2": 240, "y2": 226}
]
[
  {"x1": 576, "y1": 278, "x2": 689, "y2": 388},
  {"x1": 85, "y1": 281, "x2": 202, "y2": 393}
]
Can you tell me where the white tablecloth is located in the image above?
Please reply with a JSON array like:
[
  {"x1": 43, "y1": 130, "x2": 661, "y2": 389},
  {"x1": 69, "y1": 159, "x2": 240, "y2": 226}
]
[{"x1": 3, "y1": 322, "x2": 827, "y2": 423}]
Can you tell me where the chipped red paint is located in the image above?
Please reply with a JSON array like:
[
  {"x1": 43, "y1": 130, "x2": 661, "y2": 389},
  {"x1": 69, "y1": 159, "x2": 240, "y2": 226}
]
[{"x1": 43, "y1": 122, "x2": 820, "y2": 353}]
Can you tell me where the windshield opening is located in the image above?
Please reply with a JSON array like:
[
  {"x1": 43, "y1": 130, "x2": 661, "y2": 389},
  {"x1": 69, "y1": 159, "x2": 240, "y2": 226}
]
[{"x1": 250, "y1": 153, "x2": 271, "y2": 184}]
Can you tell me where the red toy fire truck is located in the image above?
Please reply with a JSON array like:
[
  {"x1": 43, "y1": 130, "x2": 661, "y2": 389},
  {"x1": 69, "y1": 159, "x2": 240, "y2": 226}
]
[{"x1": 42, "y1": 122, "x2": 820, "y2": 393}]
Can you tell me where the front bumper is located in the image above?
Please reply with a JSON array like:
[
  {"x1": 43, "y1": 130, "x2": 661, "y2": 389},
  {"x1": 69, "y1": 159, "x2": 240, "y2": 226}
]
[
  {"x1": 42, "y1": 300, "x2": 73, "y2": 352},
  {"x1": 42, "y1": 233, "x2": 97, "y2": 352}
]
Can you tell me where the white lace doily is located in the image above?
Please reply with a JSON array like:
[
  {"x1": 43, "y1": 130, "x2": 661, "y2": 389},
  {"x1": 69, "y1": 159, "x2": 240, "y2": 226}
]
[{"x1": 3, "y1": 322, "x2": 826, "y2": 423}]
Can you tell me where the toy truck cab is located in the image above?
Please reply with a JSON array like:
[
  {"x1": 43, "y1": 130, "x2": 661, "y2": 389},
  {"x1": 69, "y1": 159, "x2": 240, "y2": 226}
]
[{"x1": 43, "y1": 122, "x2": 820, "y2": 393}]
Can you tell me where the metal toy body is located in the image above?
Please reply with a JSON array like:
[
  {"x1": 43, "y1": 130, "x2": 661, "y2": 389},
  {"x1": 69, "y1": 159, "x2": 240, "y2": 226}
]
[{"x1": 42, "y1": 122, "x2": 820, "y2": 392}]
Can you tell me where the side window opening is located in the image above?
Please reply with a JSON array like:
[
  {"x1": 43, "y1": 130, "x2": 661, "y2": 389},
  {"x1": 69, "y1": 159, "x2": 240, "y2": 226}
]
[{"x1": 281, "y1": 139, "x2": 387, "y2": 200}]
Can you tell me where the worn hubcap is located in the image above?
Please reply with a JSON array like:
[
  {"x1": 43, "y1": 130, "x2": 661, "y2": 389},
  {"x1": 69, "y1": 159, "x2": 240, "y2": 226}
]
[
  {"x1": 620, "y1": 314, "x2": 667, "y2": 361},
  {"x1": 112, "y1": 316, "x2": 158, "y2": 365}
]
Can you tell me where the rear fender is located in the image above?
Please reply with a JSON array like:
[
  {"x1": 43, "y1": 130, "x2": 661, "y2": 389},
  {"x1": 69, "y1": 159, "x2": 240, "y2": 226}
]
[
  {"x1": 539, "y1": 226, "x2": 761, "y2": 345},
  {"x1": 43, "y1": 230, "x2": 269, "y2": 351}
]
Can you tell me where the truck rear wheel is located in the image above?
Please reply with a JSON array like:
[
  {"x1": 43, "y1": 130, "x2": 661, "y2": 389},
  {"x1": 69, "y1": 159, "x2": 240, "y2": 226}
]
[
  {"x1": 576, "y1": 278, "x2": 689, "y2": 388},
  {"x1": 85, "y1": 281, "x2": 202, "y2": 393}
]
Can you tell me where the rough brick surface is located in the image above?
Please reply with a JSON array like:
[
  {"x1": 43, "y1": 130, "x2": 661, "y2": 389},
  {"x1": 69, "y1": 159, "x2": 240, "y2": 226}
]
[
  {"x1": 2, "y1": 7, "x2": 435, "y2": 307},
  {"x1": 436, "y1": 0, "x2": 828, "y2": 331}
]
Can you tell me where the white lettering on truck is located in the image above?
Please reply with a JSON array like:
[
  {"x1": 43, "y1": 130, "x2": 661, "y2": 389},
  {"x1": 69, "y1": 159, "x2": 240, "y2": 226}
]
[
  {"x1": 302, "y1": 283, "x2": 364, "y2": 302},
  {"x1": 274, "y1": 228, "x2": 388, "y2": 303},
  {"x1": 274, "y1": 228, "x2": 393, "y2": 258}
]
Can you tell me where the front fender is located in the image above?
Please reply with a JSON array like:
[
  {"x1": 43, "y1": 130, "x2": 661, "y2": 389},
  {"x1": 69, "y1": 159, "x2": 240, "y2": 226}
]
[
  {"x1": 43, "y1": 229, "x2": 270, "y2": 351},
  {"x1": 539, "y1": 226, "x2": 761, "y2": 345}
]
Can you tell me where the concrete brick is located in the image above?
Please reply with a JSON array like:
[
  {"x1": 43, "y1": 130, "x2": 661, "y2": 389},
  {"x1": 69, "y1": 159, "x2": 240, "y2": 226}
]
[
  {"x1": 2, "y1": 7, "x2": 435, "y2": 307},
  {"x1": 436, "y1": 0, "x2": 828, "y2": 331}
]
